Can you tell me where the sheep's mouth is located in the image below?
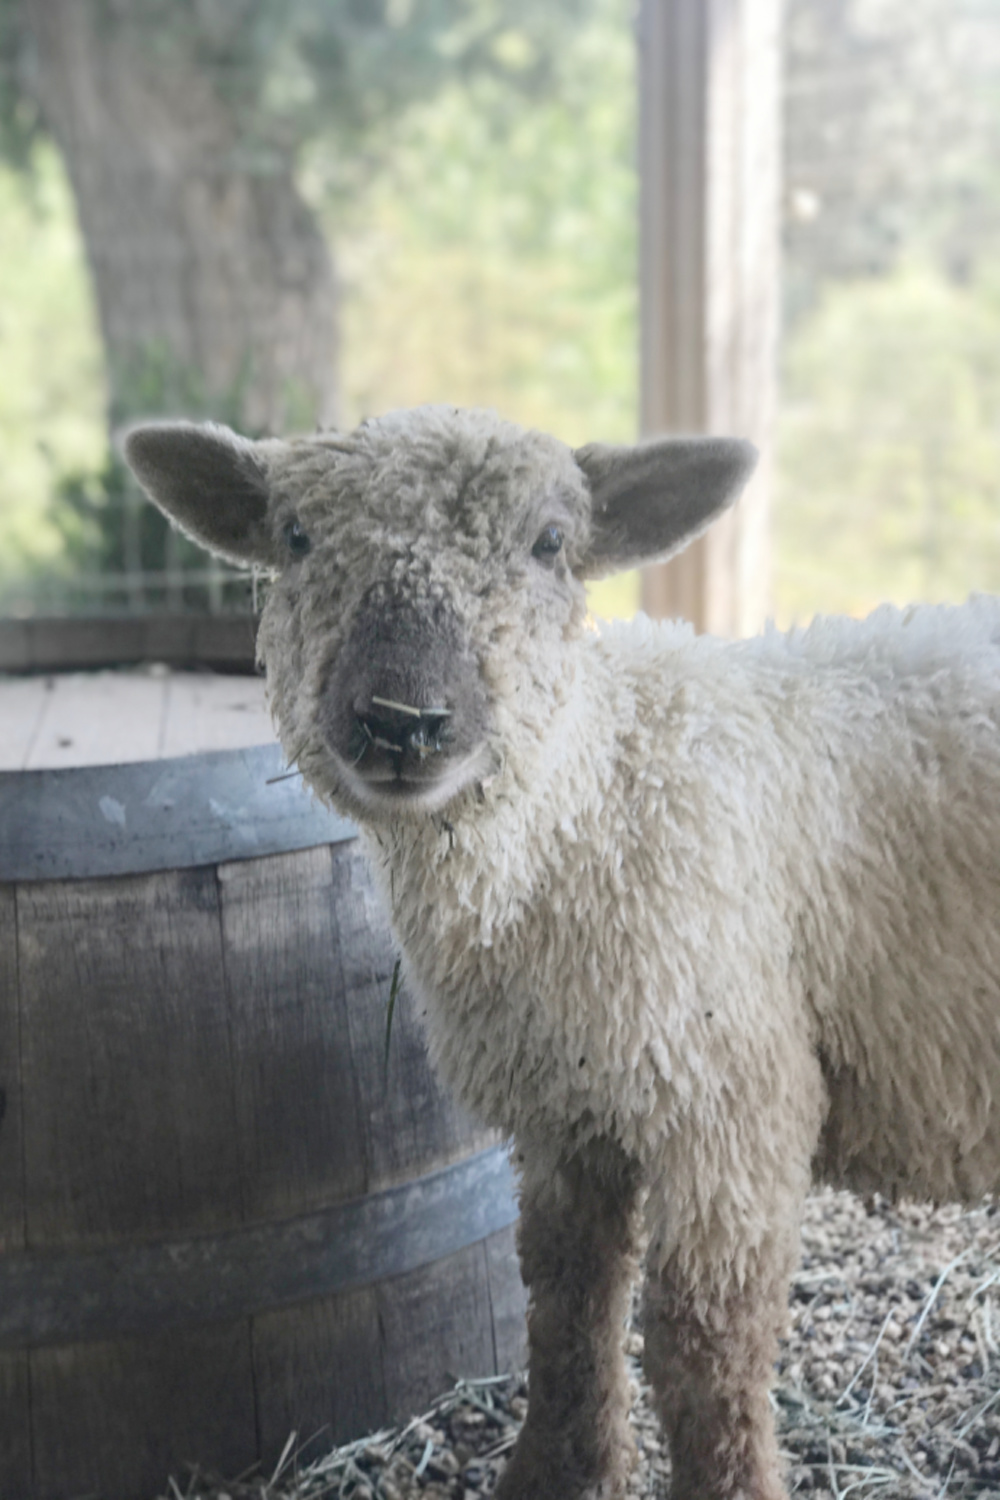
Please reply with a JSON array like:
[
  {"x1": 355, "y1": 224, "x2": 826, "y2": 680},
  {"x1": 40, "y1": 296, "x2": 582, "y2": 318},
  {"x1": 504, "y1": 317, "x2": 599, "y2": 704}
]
[
  {"x1": 316, "y1": 694, "x2": 483, "y2": 812},
  {"x1": 336, "y1": 743, "x2": 491, "y2": 814}
]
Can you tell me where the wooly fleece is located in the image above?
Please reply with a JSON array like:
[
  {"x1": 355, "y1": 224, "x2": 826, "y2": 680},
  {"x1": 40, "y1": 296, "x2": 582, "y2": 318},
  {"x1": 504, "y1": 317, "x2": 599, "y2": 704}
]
[{"x1": 125, "y1": 405, "x2": 1000, "y2": 1500}]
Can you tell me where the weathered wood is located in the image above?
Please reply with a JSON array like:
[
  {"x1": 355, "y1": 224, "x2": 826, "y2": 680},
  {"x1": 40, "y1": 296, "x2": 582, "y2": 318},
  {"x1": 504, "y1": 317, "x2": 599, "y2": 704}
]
[
  {"x1": 0, "y1": 676, "x2": 51, "y2": 771},
  {"x1": 21, "y1": 670, "x2": 168, "y2": 769},
  {"x1": 0, "y1": 665, "x2": 527, "y2": 1500},
  {"x1": 0, "y1": 1350, "x2": 31, "y2": 1498},
  {"x1": 332, "y1": 845, "x2": 494, "y2": 1191},
  {"x1": 218, "y1": 844, "x2": 369, "y2": 1221},
  {"x1": 0, "y1": 1146, "x2": 518, "y2": 1346},
  {"x1": 161, "y1": 670, "x2": 272, "y2": 757},
  {"x1": 28, "y1": 1321, "x2": 257, "y2": 1500},
  {"x1": 0, "y1": 890, "x2": 31, "y2": 1498},
  {"x1": 378, "y1": 1241, "x2": 498, "y2": 1425},
  {"x1": 0, "y1": 613, "x2": 258, "y2": 675},
  {"x1": 0, "y1": 669, "x2": 272, "y2": 772},
  {"x1": 17, "y1": 866, "x2": 242, "y2": 1247},
  {"x1": 0, "y1": 884, "x2": 24, "y2": 1257},
  {"x1": 0, "y1": 744, "x2": 356, "y2": 881},
  {"x1": 638, "y1": 0, "x2": 781, "y2": 635},
  {"x1": 485, "y1": 1222, "x2": 530, "y2": 1374},
  {"x1": 251, "y1": 1286, "x2": 387, "y2": 1463}
]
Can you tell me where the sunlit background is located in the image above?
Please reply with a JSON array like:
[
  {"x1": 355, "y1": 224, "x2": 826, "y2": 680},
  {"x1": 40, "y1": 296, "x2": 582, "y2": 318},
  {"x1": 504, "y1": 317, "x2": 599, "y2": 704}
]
[{"x1": 1, "y1": 0, "x2": 999, "y2": 627}]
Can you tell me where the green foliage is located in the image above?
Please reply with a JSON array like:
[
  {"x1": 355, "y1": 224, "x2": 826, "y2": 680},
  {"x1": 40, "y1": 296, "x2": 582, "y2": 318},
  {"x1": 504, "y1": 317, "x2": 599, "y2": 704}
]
[
  {"x1": 0, "y1": 0, "x2": 588, "y2": 177},
  {"x1": 0, "y1": 0, "x2": 640, "y2": 616},
  {"x1": 330, "y1": 0, "x2": 637, "y2": 449},
  {"x1": 775, "y1": 262, "x2": 1000, "y2": 623},
  {"x1": 0, "y1": 145, "x2": 105, "y2": 587}
]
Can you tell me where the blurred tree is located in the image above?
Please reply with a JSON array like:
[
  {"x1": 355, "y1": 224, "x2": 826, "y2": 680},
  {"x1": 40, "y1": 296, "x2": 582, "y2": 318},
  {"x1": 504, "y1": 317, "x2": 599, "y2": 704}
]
[
  {"x1": 775, "y1": 262, "x2": 1000, "y2": 622},
  {"x1": 0, "y1": 0, "x2": 583, "y2": 434},
  {"x1": 784, "y1": 0, "x2": 1000, "y2": 322}
]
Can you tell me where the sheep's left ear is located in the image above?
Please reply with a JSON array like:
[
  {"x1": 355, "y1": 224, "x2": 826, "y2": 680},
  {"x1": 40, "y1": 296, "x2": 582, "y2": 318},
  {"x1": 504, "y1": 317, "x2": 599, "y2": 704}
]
[{"x1": 573, "y1": 435, "x2": 758, "y2": 579}]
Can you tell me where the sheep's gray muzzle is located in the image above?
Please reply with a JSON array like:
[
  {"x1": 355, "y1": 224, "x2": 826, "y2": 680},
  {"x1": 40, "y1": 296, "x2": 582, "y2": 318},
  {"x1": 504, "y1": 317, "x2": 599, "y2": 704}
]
[{"x1": 320, "y1": 591, "x2": 489, "y2": 808}]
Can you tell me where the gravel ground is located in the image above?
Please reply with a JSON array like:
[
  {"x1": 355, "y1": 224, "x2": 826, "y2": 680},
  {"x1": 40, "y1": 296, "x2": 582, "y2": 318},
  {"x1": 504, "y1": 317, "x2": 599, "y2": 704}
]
[{"x1": 164, "y1": 1191, "x2": 1000, "y2": 1500}]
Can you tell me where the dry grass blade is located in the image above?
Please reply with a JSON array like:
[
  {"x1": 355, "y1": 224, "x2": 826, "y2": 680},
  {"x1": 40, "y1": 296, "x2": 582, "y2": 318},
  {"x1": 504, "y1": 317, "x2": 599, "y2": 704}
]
[
  {"x1": 838, "y1": 1308, "x2": 895, "y2": 1407},
  {"x1": 370, "y1": 696, "x2": 423, "y2": 719},
  {"x1": 384, "y1": 957, "x2": 401, "y2": 1079},
  {"x1": 903, "y1": 1249, "x2": 972, "y2": 1360},
  {"x1": 268, "y1": 1431, "x2": 299, "y2": 1490}
]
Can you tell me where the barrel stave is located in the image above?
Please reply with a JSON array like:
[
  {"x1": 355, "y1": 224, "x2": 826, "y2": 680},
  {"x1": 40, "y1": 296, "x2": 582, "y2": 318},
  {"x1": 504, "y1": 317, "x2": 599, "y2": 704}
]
[
  {"x1": 0, "y1": 882, "x2": 24, "y2": 1258},
  {"x1": 217, "y1": 845, "x2": 370, "y2": 1220},
  {"x1": 27, "y1": 1320, "x2": 256, "y2": 1500},
  {"x1": 251, "y1": 1283, "x2": 387, "y2": 1465},
  {"x1": 16, "y1": 866, "x2": 243, "y2": 1250}
]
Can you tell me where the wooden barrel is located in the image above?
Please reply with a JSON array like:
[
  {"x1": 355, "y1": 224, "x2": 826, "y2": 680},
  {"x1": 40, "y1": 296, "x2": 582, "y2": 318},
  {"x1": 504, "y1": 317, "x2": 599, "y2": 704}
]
[{"x1": 0, "y1": 623, "x2": 525, "y2": 1500}]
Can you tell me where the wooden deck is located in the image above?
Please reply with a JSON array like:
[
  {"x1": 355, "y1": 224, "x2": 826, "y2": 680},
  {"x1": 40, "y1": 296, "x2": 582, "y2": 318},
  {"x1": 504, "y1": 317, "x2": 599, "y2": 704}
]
[{"x1": 0, "y1": 669, "x2": 275, "y2": 771}]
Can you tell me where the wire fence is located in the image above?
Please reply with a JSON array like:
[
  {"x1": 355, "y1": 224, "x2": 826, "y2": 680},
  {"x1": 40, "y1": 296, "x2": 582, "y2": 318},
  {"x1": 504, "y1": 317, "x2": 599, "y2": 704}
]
[{"x1": 0, "y1": 566, "x2": 262, "y2": 619}]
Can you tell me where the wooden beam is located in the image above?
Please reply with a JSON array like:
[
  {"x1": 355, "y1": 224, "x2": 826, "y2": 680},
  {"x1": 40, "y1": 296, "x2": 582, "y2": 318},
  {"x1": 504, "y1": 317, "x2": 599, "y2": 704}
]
[{"x1": 638, "y1": 0, "x2": 781, "y2": 635}]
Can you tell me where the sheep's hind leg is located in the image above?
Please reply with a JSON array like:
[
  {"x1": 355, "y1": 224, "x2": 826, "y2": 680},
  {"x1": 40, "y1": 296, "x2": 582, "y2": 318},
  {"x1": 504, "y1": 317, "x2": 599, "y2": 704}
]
[
  {"x1": 495, "y1": 1136, "x2": 643, "y2": 1500},
  {"x1": 642, "y1": 1248, "x2": 791, "y2": 1500}
]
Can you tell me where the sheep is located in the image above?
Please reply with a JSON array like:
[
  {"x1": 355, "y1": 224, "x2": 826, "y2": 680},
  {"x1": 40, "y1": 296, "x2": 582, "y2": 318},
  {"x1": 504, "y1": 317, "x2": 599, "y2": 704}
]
[{"x1": 124, "y1": 403, "x2": 1000, "y2": 1500}]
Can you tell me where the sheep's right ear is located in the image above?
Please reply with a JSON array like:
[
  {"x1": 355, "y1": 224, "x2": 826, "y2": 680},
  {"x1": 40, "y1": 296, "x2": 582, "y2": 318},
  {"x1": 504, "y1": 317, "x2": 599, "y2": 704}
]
[
  {"x1": 122, "y1": 421, "x2": 280, "y2": 568},
  {"x1": 574, "y1": 434, "x2": 758, "y2": 579}
]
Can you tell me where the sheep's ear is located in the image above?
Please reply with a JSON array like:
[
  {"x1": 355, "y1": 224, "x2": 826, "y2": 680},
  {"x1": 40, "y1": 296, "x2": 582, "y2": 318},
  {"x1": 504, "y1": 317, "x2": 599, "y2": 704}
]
[
  {"x1": 574, "y1": 435, "x2": 758, "y2": 579},
  {"x1": 122, "y1": 421, "x2": 280, "y2": 568}
]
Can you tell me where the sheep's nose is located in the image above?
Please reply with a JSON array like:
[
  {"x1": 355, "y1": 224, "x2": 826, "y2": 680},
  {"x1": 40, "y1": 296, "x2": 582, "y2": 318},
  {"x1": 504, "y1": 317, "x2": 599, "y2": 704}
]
[{"x1": 355, "y1": 699, "x2": 451, "y2": 758}]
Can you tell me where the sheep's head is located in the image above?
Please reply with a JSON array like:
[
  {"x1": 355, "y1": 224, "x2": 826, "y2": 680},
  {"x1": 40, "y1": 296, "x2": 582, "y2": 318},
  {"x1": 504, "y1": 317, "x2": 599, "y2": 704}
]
[{"x1": 124, "y1": 405, "x2": 755, "y2": 821}]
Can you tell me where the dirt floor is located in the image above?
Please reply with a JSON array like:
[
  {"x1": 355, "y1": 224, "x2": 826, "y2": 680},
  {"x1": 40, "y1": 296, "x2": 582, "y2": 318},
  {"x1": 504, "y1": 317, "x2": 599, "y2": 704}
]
[{"x1": 164, "y1": 1191, "x2": 1000, "y2": 1500}]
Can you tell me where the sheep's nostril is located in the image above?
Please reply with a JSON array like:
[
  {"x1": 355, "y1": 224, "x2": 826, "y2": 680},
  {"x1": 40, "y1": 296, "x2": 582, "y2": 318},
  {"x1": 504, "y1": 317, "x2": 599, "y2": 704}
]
[
  {"x1": 411, "y1": 714, "x2": 450, "y2": 754},
  {"x1": 353, "y1": 703, "x2": 452, "y2": 762},
  {"x1": 356, "y1": 711, "x2": 405, "y2": 754}
]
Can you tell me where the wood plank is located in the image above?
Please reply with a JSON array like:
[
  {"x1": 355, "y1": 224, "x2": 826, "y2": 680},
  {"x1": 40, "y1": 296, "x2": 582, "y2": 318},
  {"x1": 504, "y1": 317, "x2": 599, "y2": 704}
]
[
  {"x1": 638, "y1": 0, "x2": 781, "y2": 635},
  {"x1": 148, "y1": 614, "x2": 258, "y2": 672},
  {"x1": 0, "y1": 1350, "x2": 32, "y2": 1500},
  {"x1": 0, "y1": 614, "x2": 258, "y2": 675},
  {"x1": 377, "y1": 1240, "x2": 498, "y2": 1424},
  {"x1": 216, "y1": 845, "x2": 368, "y2": 1222},
  {"x1": 28, "y1": 1320, "x2": 257, "y2": 1500},
  {"x1": 23, "y1": 670, "x2": 168, "y2": 768},
  {"x1": 0, "y1": 884, "x2": 25, "y2": 1254},
  {"x1": 0, "y1": 885, "x2": 31, "y2": 1495},
  {"x1": 161, "y1": 671, "x2": 272, "y2": 757},
  {"x1": 0, "y1": 669, "x2": 274, "y2": 770},
  {"x1": 484, "y1": 1222, "x2": 528, "y2": 1374},
  {"x1": 0, "y1": 620, "x2": 30, "y2": 673},
  {"x1": 0, "y1": 676, "x2": 51, "y2": 771},
  {"x1": 251, "y1": 1286, "x2": 387, "y2": 1465},
  {"x1": 331, "y1": 843, "x2": 494, "y2": 1193},
  {"x1": 26, "y1": 616, "x2": 147, "y2": 673},
  {"x1": 17, "y1": 866, "x2": 243, "y2": 1248}
]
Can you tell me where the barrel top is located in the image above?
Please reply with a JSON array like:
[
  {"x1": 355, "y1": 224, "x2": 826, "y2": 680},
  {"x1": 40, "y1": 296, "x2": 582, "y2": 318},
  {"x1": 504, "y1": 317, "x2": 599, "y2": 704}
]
[
  {"x1": 0, "y1": 667, "x2": 274, "y2": 771},
  {"x1": 0, "y1": 669, "x2": 358, "y2": 880}
]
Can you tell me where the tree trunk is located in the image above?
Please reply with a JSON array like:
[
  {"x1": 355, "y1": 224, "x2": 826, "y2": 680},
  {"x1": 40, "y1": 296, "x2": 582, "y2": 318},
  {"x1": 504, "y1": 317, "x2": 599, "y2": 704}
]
[{"x1": 22, "y1": 0, "x2": 337, "y2": 436}]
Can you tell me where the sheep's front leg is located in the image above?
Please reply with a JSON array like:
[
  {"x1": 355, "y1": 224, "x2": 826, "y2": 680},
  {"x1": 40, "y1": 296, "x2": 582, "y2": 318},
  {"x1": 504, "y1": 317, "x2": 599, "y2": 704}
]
[
  {"x1": 642, "y1": 1247, "x2": 792, "y2": 1500},
  {"x1": 496, "y1": 1136, "x2": 643, "y2": 1500}
]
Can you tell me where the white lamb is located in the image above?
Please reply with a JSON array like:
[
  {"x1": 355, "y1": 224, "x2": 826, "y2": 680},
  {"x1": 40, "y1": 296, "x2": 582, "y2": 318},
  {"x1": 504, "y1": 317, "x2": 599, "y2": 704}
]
[{"x1": 125, "y1": 405, "x2": 1000, "y2": 1500}]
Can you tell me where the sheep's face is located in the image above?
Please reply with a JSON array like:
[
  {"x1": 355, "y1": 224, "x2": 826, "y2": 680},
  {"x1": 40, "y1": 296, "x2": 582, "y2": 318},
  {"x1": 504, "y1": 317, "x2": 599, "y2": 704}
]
[
  {"x1": 124, "y1": 405, "x2": 756, "y2": 821},
  {"x1": 262, "y1": 409, "x2": 595, "y2": 818}
]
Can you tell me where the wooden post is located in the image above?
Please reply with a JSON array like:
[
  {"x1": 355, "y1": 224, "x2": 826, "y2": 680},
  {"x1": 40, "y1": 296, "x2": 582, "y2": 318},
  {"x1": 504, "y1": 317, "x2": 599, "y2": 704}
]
[{"x1": 638, "y1": 0, "x2": 781, "y2": 635}]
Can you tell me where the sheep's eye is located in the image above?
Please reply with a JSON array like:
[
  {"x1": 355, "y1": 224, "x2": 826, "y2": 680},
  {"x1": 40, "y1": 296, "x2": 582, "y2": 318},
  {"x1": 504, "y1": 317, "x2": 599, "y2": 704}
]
[
  {"x1": 532, "y1": 525, "x2": 563, "y2": 564},
  {"x1": 283, "y1": 519, "x2": 311, "y2": 558}
]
